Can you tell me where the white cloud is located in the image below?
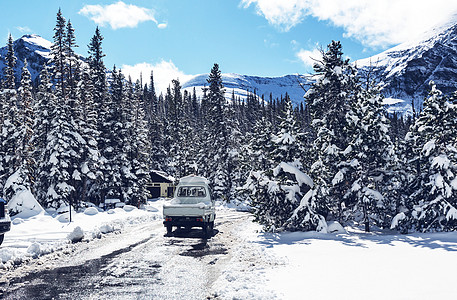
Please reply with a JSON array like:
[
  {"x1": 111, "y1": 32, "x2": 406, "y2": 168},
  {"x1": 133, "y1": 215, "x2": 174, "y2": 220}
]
[
  {"x1": 16, "y1": 26, "x2": 32, "y2": 33},
  {"x1": 79, "y1": 1, "x2": 158, "y2": 30},
  {"x1": 296, "y1": 48, "x2": 322, "y2": 69},
  {"x1": 241, "y1": 0, "x2": 457, "y2": 47},
  {"x1": 157, "y1": 23, "x2": 167, "y2": 29},
  {"x1": 121, "y1": 60, "x2": 192, "y2": 95}
]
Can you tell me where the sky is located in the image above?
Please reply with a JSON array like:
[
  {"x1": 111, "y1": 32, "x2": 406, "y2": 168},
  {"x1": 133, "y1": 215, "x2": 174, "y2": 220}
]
[{"x1": 2, "y1": 0, "x2": 457, "y2": 93}]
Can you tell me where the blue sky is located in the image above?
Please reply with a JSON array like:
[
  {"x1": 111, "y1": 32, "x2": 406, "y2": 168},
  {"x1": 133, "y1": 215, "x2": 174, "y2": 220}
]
[{"x1": 2, "y1": 0, "x2": 457, "y2": 93}]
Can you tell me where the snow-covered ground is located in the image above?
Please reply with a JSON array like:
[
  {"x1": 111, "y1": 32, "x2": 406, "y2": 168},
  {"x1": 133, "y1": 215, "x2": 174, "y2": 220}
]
[
  {"x1": 0, "y1": 198, "x2": 166, "y2": 269},
  {"x1": 213, "y1": 216, "x2": 457, "y2": 299},
  {"x1": 2, "y1": 201, "x2": 457, "y2": 299}
]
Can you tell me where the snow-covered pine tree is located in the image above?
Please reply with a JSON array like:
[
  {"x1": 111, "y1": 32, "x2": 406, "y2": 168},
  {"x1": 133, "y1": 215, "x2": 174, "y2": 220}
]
[
  {"x1": 3, "y1": 60, "x2": 35, "y2": 202},
  {"x1": 64, "y1": 19, "x2": 78, "y2": 100},
  {"x1": 128, "y1": 80, "x2": 152, "y2": 206},
  {"x1": 33, "y1": 66, "x2": 56, "y2": 206},
  {"x1": 3, "y1": 34, "x2": 16, "y2": 89},
  {"x1": 349, "y1": 72, "x2": 397, "y2": 232},
  {"x1": 305, "y1": 41, "x2": 358, "y2": 224},
  {"x1": 50, "y1": 8, "x2": 67, "y2": 98},
  {"x1": 248, "y1": 97, "x2": 318, "y2": 231},
  {"x1": 1, "y1": 34, "x2": 19, "y2": 198},
  {"x1": 87, "y1": 26, "x2": 107, "y2": 131},
  {"x1": 87, "y1": 27, "x2": 109, "y2": 200},
  {"x1": 41, "y1": 11, "x2": 85, "y2": 210},
  {"x1": 102, "y1": 67, "x2": 132, "y2": 203},
  {"x1": 75, "y1": 64, "x2": 101, "y2": 203},
  {"x1": 147, "y1": 72, "x2": 168, "y2": 172},
  {"x1": 393, "y1": 82, "x2": 457, "y2": 232},
  {"x1": 200, "y1": 64, "x2": 231, "y2": 201},
  {"x1": 166, "y1": 78, "x2": 189, "y2": 178},
  {"x1": 225, "y1": 94, "x2": 244, "y2": 202},
  {"x1": 42, "y1": 84, "x2": 82, "y2": 210}
]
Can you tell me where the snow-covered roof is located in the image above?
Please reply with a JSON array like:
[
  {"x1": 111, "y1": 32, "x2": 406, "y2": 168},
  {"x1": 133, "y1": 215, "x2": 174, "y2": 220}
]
[{"x1": 150, "y1": 170, "x2": 175, "y2": 183}]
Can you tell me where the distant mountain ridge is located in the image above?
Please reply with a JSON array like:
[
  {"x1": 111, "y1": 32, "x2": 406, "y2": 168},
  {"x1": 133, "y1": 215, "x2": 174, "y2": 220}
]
[
  {"x1": 3, "y1": 19, "x2": 457, "y2": 113},
  {"x1": 181, "y1": 73, "x2": 306, "y2": 105},
  {"x1": 356, "y1": 15, "x2": 457, "y2": 114},
  {"x1": 0, "y1": 34, "x2": 51, "y2": 84}
]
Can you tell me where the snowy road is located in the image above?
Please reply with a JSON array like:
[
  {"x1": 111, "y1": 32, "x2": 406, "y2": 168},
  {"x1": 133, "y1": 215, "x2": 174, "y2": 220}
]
[{"x1": 1, "y1": 210, "x2": 268, "y2": 299}]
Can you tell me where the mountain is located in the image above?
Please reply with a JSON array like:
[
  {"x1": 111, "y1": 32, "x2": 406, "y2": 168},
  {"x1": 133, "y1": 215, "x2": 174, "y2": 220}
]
[
  {"x1": 356, "y1": 16, "x2": 457, "y2": 115},
  {"x1": 4, "y1": 22, "x2": 457, "y2": 114},
  {"x1": 181, "y1": 73, "x2": 307, "y2": 104},
  {"x1": 0, "y1": 34, "x2": 51, "y2": 84}
]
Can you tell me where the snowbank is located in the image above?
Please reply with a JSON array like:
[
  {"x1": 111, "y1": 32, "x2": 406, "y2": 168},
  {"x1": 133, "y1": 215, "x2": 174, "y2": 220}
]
[
  {"x1": 0, "y1": 199, "x2": 168, "y2": 269},
  {"x1": 7, "y1": 189, "x2": 44, "y2": 218}
]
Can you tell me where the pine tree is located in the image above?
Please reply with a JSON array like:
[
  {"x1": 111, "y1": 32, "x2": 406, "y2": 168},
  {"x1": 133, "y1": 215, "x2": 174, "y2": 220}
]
[
  {"x1": 4, "y1": 34, "x2": 16, "y2": 89},
  {"x1": 129, "y1": 80, "x2": 152, "y2": 206},
  {"x1": 87, "y1": 26, "x2": 108, "y2": 200},
  {"x1": 1, "y1": 34, "x2": 19, "y2": 198},
  {"x1": 248, "y1": 97, "x2": 318, "y2": 231},
  {"x1": 349, "y1": 73, "x2": 396, "y2": 231},
  {"x1": 200, "y1": 64, "x2": 231, "y2": 201},
  {"x1": 33, "y1": 66, "x2": 56, "y2": 206},
  {"x1": 75, "y1": 64, "x2": 101, "y2": 203},
  {"x1": 3, "y1": 60, "x2": 35, "y2": 203},
  {"x1": 394, "y1": 82, "x2": 457, "y2": 232},
  {"x1": 40, "y1": 10, "x2": 84, "y2": 210},
  {"x1": 305, "y1": 41, "x2": 358, "y2": 223},
  {"x1": 147, "y1": 73, "x2": 167, "y2": 172},
  {"x1": 50, "y1": 8, "x2": 67, "y2": 98},
  {"x1": 65, "y1": 20, "x2": 78, "y2": 99},
  {"x1": 43, "y1": 87, "x2": 82, "y2": 209}
]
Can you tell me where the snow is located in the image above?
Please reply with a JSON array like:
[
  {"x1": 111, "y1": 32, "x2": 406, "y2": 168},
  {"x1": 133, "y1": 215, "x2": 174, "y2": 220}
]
[
  {"x1": 332, "y1": 170, "x2": 345, "y2": 185},
  {"x1": 7, "y1": 189, "x2": 44, "y2": 219},
  {"x1": 273, "y1": 162, "x2": 314, "y2": 188},
  {"x1": 21, "y1": 34, "x2": 53, "y2": 50},
  {"x1": 181, "y1": 73, "x2": 307, "y2": 106},
  {"x1": 67, "y1": 226, "x2": 84, "y2": 243},
  {"x1": 431, "y1": 154, "x2": 450, "y2": 170},
  {"x1": 0, "y1": 198, "x2": 166, "y2": 268},
  {"x1": 364, "y1": 188, "x2": 384, "y2": 201},
  {"x1": 263, "y1": 230, "x2": 457, "y2": 299},
  {"x1": 327, "y1": 221, "x2": 346, "y2": 234},
  {"x1": 422, "y1": 139, "x2": 436, "y2": 156},
  {"x1": 210, "y1": 211, "x2": 457, "y2": 299},
  {"x1": 3, "y1": 205, "x2": 457, "y2": 298},
  {"x1": 382, "y1": 97, "x2": 404, "y2": 105},
  {"x1": 83, "y1": 207, "x2": 99, "y2": 215},
  {"x1": 391, "y1": 212, "x2": 406, "y2": 229}
]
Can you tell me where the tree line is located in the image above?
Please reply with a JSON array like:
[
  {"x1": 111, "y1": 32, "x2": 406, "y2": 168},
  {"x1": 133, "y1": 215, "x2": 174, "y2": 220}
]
[
  {"x1": 0, "y1": 9, "x2": 297, "y2": 214},
  {"x1": 246, "y1": 41, "x2": 457, "y2": 234}
]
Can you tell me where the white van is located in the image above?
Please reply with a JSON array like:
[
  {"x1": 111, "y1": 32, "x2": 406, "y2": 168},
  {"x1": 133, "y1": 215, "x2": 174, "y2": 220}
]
[{"x1": 162, "y1": 175, "x2": 215, "y2": 237}]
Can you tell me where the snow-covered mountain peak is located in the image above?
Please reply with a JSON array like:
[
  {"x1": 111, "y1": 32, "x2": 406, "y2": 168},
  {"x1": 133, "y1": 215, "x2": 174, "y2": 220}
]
[
  {"x1": 357, "y1": 14, "x2": 457, "y2": 70},
  {"x1": 355, "y1": 14, "x2": 457, "y2": 115},
  {"x1": 181, "y1": 73, "x2": 307, "y2": 105},
  {"x1": 20, "y1": 34, "x2": 53, "y2": 51}
]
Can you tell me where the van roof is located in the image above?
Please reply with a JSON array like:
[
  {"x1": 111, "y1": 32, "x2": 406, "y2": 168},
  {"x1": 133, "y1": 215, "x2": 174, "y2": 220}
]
[{"x1": 178, "y1": 175, "x2": 209, "y2": 185}]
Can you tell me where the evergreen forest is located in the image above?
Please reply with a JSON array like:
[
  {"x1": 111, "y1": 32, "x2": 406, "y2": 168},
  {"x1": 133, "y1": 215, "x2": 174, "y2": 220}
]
[{"x1": 1, "y1": 10, "x2": 457, "y2": 234}]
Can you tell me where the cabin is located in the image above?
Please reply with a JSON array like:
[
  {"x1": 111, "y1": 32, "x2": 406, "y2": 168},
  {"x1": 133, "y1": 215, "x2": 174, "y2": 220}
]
[{"x1": 146, "y1": 170, "x2": 175, "y2": 199}]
